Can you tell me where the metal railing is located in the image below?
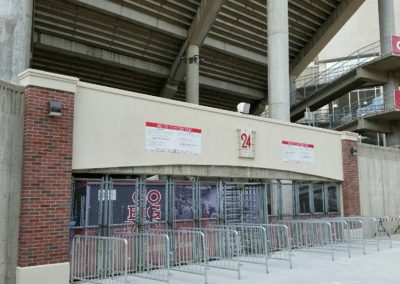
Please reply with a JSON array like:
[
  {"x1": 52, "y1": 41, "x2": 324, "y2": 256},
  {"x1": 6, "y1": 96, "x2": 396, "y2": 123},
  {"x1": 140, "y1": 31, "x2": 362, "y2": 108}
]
[
  {"x1": 114, "y1": 232, "x2": 170, "y2": 283},
  {"x1": 180, "y1": 227, "x2": 242, "y2": 280},
  {"x1": 208, "y1": 224, "x2": 269, "y2": 273},
  {"x1": 306, "y1": 90, "x2": 399, "y2": 129},
  {"x1": 70, "y1": 235, "x2": 128, "y2": 284},
  {"x1": 279, "y1": 220, "x2": 335, "y2": 261},
  {"x1": 291, "y1": 36, "x2": 393, "y2": 106},
  {"x1": 147, "y1": 229, "x2": 208, "y2": 284}
]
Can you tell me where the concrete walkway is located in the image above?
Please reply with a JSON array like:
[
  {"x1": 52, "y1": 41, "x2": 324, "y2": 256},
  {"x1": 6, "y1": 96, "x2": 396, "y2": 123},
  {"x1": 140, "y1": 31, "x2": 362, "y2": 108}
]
[{"x1": 133, "y1": 242, "x2": 400, "y2": 284}]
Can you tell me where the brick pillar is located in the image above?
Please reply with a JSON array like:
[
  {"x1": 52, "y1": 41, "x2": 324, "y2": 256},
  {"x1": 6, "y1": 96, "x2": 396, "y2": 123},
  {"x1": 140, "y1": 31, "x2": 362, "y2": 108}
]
[
  {"x1": 17, "y1": 69, "x2": 78, "y2": 284},
  {"x1": 341, "y1": 134, "x2": 361, "y2": 216}
]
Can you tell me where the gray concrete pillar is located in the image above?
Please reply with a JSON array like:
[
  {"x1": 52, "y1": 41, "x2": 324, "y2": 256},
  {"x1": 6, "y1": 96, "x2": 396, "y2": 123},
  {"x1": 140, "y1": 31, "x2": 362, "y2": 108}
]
[
  {"x1": 267, "y1": 0, "x2": 290, "y2": 121},
  {"x1": 378, "y1": 0, "x2": 396, "y2": 55},
  {"x1": 281, "y1": 180, "x2": 294, "y2": 217},
  {"x1": 378, "y1": 0, "x2": 399, "y2": 109},
  {"x1": 186, "y1": 45, "x2": 200, "y2": 104},
  {"x1": 383, "y1": 74, "x2": 399, "y2": 108},
  {"x1": 0, "y1": 0, "x2": 33, "y2": 84},
  {"x1": 289, "y1": 75, "x2": 297, "y2": 105}
]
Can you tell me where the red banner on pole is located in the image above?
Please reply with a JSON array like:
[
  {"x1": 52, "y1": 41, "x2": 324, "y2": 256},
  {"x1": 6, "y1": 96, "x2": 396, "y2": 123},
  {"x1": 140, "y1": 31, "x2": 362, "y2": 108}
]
[
  {"x1": 395, "y1": 90, "x2": 400, "y2": 109},
  {"x1": 392, "y1": 35, "x2": 400, "y2": 55}
]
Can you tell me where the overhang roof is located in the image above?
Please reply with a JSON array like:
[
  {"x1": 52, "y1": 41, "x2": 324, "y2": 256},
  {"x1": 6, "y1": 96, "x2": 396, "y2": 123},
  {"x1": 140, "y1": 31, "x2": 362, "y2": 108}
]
[{"x1": 31, "y1": 0, "x2": 364, "y2": 111}]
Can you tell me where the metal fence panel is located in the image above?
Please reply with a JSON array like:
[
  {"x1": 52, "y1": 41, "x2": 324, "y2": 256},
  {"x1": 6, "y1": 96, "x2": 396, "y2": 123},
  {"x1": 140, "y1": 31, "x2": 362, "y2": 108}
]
[
  {"x1": 115, "y1": 232, "x2": 170, "y2": 283},
  {"x1": 263, "y1": 224, "x2": 292, "y2": 268},
  {"x1": 279, "y1": 220, "x2": 334, "y2": 261},
  {"x1": 335, "y1": 217, "x2": 379, "y2": 252},
  {"x1": 70, "y1": 236, "x2": 128, "y2": 284},
  {"x1": 180, "y1": 227, "x2": 241, "y2": 280},
  {"x1": 147, "y1": 229, "x2": 208, "y2": 284},
  {"x1": 208, "y1": 224, "x2": 268, "y2": 273}
]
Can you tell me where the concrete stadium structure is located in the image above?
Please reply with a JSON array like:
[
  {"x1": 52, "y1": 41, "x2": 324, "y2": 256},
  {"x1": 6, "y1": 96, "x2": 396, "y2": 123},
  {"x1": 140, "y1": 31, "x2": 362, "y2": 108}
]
[
  {"x1": 1, "y1": 1, "x2": 400, "y2": 284},
  {"x1": 295, "y1": 0, "x2": 400, "y2": 146}
]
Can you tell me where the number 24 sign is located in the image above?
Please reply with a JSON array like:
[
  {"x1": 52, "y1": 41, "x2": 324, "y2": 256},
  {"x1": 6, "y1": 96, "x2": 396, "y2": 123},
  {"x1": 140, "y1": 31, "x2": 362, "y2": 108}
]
[{"x1": 237, "y1": 129, "x2": 256, "y2": 158}]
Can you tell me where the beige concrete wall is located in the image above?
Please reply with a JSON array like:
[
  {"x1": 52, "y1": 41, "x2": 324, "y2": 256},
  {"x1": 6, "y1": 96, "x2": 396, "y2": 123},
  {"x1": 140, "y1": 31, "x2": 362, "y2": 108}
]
[
  {"x1": 73, "y1": 82, "x2": 344, "y2": 181},
  {"x1": 358, "y1": 143, "x2": 400, "y2": 216},
  {"x1": 16, "y1": 263, "x2": 69, "y2": 284},
  {"x1": 319, "y1": 0, "x2": 400, "y2": 62},
  {"x1": 0, "y1": 81, "x2": 24, "y2": 284}
]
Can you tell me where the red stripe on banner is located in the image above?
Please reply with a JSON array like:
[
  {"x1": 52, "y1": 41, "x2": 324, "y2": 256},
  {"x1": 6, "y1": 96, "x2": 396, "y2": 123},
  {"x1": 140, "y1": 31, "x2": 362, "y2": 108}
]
[
  {"x1": 146, "y1": 121, "x2": 202, "y2": 133},
  {"x1": 282, "y1": 140, "x2": 314, "y2": 148}
]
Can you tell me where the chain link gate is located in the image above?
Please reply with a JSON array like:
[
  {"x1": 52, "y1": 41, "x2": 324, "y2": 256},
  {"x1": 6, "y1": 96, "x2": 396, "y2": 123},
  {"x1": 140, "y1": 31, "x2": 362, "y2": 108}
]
[
  {"x1": 222, "y1": 182, "x2": 268, "y2": 225},
  {"x1": 70, "y1": 177, "x2": 219, "y2": 281}
]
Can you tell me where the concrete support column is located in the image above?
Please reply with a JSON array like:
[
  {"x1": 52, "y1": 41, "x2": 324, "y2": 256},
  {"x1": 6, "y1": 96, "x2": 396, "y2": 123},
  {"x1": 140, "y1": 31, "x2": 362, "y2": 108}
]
[
  {"x1": 378, "y1": 0, "x2": 399, "y2": 109},
  {"x1": 280, "y1": 180, "x2": 294, "y2": 217},
  {"x1": 0, "y1": 0, "x2": 33, "y2": 84},
  {"x1": 383, "y1": 74, "x2": 399, "y2": 108},
  {"x1": 378, "y1": 0, "x2": 396, "y2": 55},
  {"x1": 289, "y1": 75, "x2": 297, "y2": 106},
  {"x1": 267, "y1": 0, "x2": 290, "y2": 121},
  {"x1": 0, "y1": 82, "x2": 24, "y2": 284},
  {"x1": 186, "y1": 45, "x2": 200, "y2": 104}
]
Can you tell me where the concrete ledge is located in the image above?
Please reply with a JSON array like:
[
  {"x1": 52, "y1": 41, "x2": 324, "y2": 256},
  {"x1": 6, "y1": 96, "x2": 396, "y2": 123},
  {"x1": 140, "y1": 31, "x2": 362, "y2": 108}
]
[
  {"x1": 73, "y1": 165, "x2": 340, "y2": 182},
  {"x1": 18, "y1": 69, "x2": 79, "y2": 93},
  {"x1": 16, "y1": 262, "x2": 69, "y2": 284},
  {"x1": 340, "y1": 131, "x2": 358, "y2": 141}
]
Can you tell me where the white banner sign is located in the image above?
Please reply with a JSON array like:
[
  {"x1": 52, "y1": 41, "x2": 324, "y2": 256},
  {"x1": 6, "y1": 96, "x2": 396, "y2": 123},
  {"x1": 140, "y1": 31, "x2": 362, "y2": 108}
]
[
  {"x1": 145, "y1": 122, "x2": 202, "y2": 155},
  {"x1": 282, "y1": 140, "x2": 314, "y2": 164},
  {"x1": 237, "y1": 129, "x2": 255, "y2": 158}
]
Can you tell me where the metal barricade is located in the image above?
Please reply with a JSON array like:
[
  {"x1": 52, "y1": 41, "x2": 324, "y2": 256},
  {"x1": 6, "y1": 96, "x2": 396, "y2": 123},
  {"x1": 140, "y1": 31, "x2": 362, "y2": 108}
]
[
  {"x1": 181, "y1": 227, "x2": 241, "y2": 280},
  {"x1": 280, "y1": 220, "x2": 334, "y2": 261},
  {"x1": 70, "y1": 235, "x2": 128, "y2": 284},
  {"x1": 336, "y1": 218, "x2": 366, "y2": 255},
  {"x1": 115, "y1": 232, "x2": 170, "y2": 283},
  {"x1": 147, "y1": 229, "x2": 208, "y2": 284},
  {"x1": 208, "y1": 224, "x2": 268, "y2": 273},
  {"x1": 225, "y1": 223, "x2": 292, "y2": 269},
  {"x1": 264, "y1": 224, "x2": 292, "y2": 268},
  {"x1": 340, "y1": 217, "x2": 379, "y2": 252},
  {"x1": 305, "y1": 219, "x2": 351, "y2": 258}
]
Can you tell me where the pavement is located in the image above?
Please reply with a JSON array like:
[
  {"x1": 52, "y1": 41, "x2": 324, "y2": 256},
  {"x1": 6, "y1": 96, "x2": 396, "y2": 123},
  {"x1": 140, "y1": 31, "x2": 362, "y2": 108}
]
[{"x1": 133, "y1": 241, "x2": 400, "y2": 284}]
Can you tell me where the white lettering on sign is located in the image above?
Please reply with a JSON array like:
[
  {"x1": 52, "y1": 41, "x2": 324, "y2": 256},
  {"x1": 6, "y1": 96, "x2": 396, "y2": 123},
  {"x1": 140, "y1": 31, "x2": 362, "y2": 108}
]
[
  {"x1": 237, "y1": 129, "x2": 256, "y2": 158},
  {"x1": 282, "y1": 140, "x2": 314, "y2": 164},
  {"x1": 145, "y1": 122, "x2": 201, "y2": 155}
]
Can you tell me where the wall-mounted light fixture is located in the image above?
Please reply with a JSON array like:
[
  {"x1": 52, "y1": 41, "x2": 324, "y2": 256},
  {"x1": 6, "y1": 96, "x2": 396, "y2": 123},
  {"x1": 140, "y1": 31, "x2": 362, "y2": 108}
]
[
  {"x1": 49, "y1": 101, "x2": 62, "y2": 117},
  {"x1": 350, "y1": 146, "x2": 358, "y2": 155},
  {"x1": 237, "y1": 102, "x2": 251, "y2": 114}
]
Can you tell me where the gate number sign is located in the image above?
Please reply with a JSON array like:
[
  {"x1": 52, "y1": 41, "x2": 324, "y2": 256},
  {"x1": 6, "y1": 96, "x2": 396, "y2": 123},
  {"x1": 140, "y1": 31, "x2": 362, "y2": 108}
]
[{"x1": 237, "y1": 129, "x2": 255, "y2": 158}]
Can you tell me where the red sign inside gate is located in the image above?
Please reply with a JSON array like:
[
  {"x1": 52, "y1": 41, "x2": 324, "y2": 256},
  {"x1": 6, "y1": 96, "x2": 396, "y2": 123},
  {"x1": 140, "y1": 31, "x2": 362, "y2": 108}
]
[
  {"x1": 392, "y1": 35, "x2": 400, "y2": 55},
  {"x1": 126, "y1": 190, "x2": 162, "y2": 222}
]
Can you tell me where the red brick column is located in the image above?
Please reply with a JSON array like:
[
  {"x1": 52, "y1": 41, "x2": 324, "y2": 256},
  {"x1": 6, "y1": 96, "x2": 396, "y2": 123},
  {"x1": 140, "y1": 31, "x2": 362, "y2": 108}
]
[
  {"x1": 18, "y1": 85, "x2": 75, "y2": 267},
  {"x1": 341, "y1": 139, "x2": 361, "y2": 216}
]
